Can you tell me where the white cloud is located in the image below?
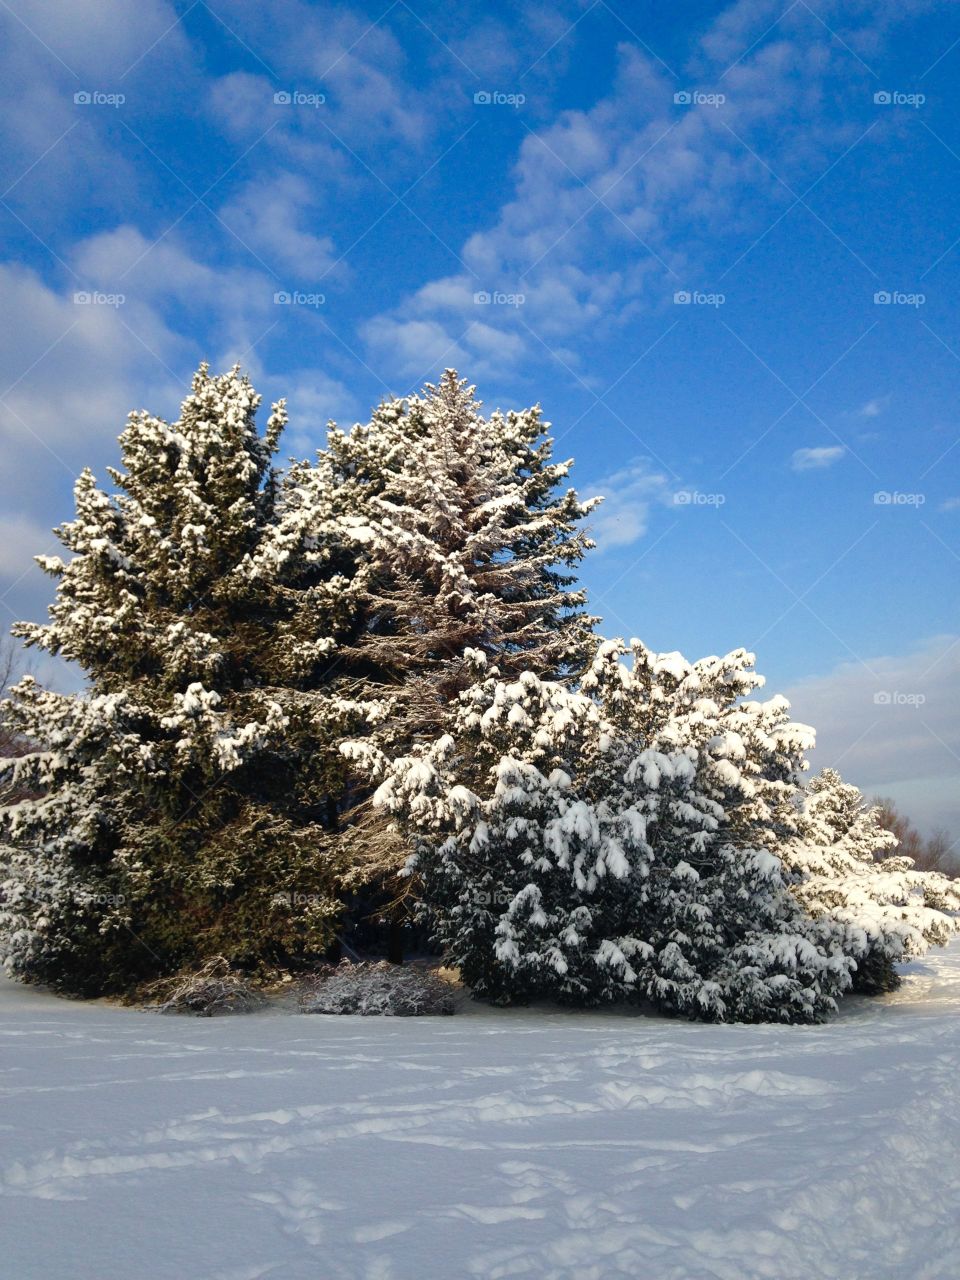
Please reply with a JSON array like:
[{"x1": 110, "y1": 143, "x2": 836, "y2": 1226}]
[
  {"x1": 70, "y1": 225, "x2": 284, "y2": 365},
  {"x1": 360, "y1": 6, "x2": 878, "y2": 380},
  {"x1": 0, "y1": 259, "x2": 186, "y2": 627},
  {"x1": 0, "y1": 514, "x2": 62, "y2": 633},
  {"x1": 0, "y1": 514, "x2": 58, "y2": 581},
  {"x1": 447, "y1": 8, "x2": 585, "y2": 82},
  {"x1": 218, "y1": 174, "x2": 337, "y2": 277},
  {"x1": 784, "y1": 635, "x2": 960, "y2": 837},
  {"x1": 0, "y1": 0, "x2": 199, "y2": 237},
  {"x1": 791, "y1": 445, "x2": 846, "y2": 472},
  {"x1": 584, "y1": 458, "x2": 672, "y2": 550},
  {"x1": 363, "y1": 273, "x2": 535, "y2": 385},
  {"x1": 939, "y1": 497, "x2": 960, "y2": 512},
  {"x1": 857, "y1": 394, "x2": 890, "y2": 418},
  {"x1": 361, "y1": 315, "x2": 472, "y2": 385},
  {"x1": 3, "y1": 0, "x2": 192, "y2": 77},
  {"x1": 207, "y1": 72, "x2": 278, "y2": 141},
  {"x1": 207, "y1": 1, "x2": 432, "y2": 148},
  {"x1": 0, "y1": 260, "x2": 181, "y2": 482},
  {"x1": 73, "y1": 225, "x2": 261, "y2": 306}
]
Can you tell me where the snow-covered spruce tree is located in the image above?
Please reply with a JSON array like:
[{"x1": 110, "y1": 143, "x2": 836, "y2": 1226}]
[
  {"x1": 300, "y1": 371, "x2": 599, "y2": 920},
  {"x1": 317, "y1": 370, "x2": 598, "y2": 718},
  {"x1": 347, "y1": 640, "x2": 858, "y2": 1023},
  {"x1": 784, "y1": 768, "x2": 960, "y2": 993},
  {"x1": 0, "y1": 365, "x2": 376, "y2": 995}
]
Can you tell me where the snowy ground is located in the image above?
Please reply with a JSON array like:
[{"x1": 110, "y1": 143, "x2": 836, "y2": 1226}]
[{"x1": 2, "y1": 950, "x2": 959, "y2": 1280}]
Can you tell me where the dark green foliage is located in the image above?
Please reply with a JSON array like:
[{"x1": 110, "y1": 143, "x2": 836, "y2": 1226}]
[{"x1": 0, "y1": 366, "x2": 359, "y2": 994}]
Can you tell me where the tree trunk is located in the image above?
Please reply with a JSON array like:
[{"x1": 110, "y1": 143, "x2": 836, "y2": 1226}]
[{"x1": 387, "y1": 919, "x2": 404, "y2": 965}]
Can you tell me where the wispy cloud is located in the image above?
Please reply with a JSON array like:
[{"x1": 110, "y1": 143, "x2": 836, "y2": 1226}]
[
  {"x1": 791, "y1": 445, "x2": 847, "y2": 472},
  {"x1": 360, "y1": 5, "x2": 880, "y2": 380},
  {"x1": 857, "y1": 394, "x2": 890, "y2": 418},
  {"x1": 584, "y1": 457, "x2": 672, "y2": 550},
  {"x1": 218, "y1": 174, "x2": 338, "y2": 278}
]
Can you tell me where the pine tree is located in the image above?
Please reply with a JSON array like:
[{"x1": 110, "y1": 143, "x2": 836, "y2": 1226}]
[
  {"x1": 784, "y1": 768, "x2": 960, "y2": 993},
  {"x1": 318, "y1": 370, "x2": 597, "y2": 710},
  {"x1": 348, "y1": 639, "x2": 857, "y2": 1022},
  {"x1": 0, "y1": 364, "x2": 373, "y2": 995},
  {"x1": 300, "y1": 371, "x2": 600, "y2": 932}
]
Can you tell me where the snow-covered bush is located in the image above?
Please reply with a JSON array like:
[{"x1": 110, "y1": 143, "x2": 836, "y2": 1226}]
[
  {"x1": 785, "y1": 769, "x2": 960, "y2": 992},
  {"x1": 353, "y1": 640, "x2": 960, "y2": 1020},
  {"x1": 299, "y1": 960, "x2": 455, "y2": 1016},
  {"x1": 348, "y1": 641, "x2": 861, "y2": 1022},
  {"x1": 154, "y1": 957, "x2": 267, "y2": 1016}
]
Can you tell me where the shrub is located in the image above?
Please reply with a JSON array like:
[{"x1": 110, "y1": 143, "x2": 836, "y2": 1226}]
[
  {"x1": 153, "y1": 956, "x2": 267, "y2": 1016},
  {"x1": 299, "y1": 960, "x2": 455, "y2": 1016}
]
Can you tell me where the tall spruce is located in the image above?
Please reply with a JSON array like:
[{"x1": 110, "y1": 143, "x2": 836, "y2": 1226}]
[
  {"x1": 0, "y1": 365, "x2": 373, "y2": 995},
  {"x1": 298, "y1": 371, "x2": 600, "y2": 923},
  {"x1": 315, "y1": 370, "x2": 597, "y2": 707}
]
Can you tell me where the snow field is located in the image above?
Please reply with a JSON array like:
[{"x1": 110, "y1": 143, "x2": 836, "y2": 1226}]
[{"x1": 1, "y1": 945, "x2": 959, "y2": 1279}]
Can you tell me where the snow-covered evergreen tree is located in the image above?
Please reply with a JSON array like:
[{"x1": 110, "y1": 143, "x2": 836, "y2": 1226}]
[
  {"x1": 0, "y1": 365, "x2": 376, "y2": 995},
  {"x1": 785, "y1": 768, "x2": 960, "y2": 992},
  {"x1": 348, "y1": 640, "x2": 857, "y2": 1022},
  {"x1": 315, "y1": 370, "x2": 597, "y2": 720},
  {"x1": 298, "y1": 371, "x2": 600, "y2": 913}
]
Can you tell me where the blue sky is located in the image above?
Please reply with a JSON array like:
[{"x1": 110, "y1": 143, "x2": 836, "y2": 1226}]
[{"x1": 0, "y1": 0, "x2": 957, "y2": 833}]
